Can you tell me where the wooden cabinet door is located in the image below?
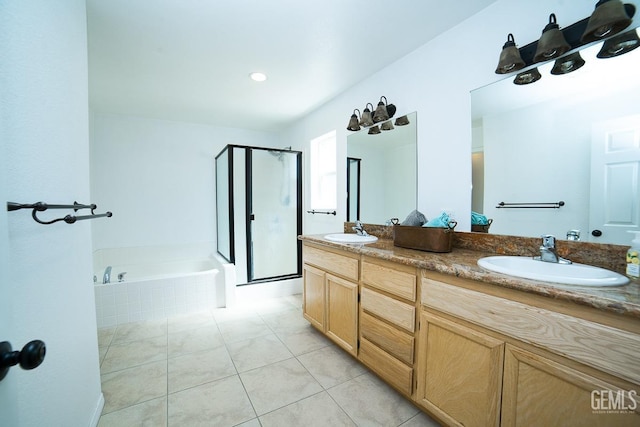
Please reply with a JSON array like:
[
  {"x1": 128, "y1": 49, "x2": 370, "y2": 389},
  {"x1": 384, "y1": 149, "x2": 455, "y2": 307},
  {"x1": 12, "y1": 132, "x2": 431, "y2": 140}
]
[
  {"x1": 502, "y1": 344, "x2": 640, "y2": 427},
  {"x1": 416, "y1": 311, "x2": 504, "y2": 427},
  {"x1": 326, "y1": 273, "x2": 358, "y2": 356},
  {"x1": 303, "y1": 264, "x2": 325, "y2": 331}
]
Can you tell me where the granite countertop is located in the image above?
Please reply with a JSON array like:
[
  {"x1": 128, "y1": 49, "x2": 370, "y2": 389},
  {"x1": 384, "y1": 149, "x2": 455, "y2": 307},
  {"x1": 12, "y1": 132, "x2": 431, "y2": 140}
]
[{"x1": 300, "y1": 234, "x2": 640, "y2": 320}]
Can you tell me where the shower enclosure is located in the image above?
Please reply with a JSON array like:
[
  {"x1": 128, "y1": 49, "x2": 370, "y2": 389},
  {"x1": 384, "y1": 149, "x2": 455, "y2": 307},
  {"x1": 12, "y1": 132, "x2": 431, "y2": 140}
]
[{"x1": 215, "y1": 145, "x2": 302, "y2": 284}]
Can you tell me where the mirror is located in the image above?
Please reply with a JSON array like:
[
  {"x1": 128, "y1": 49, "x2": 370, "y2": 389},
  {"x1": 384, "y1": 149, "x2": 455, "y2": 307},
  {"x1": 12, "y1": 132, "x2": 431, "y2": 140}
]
[
  {"x1": 347, "y1": 111, "x2": 417, "y2": 224},
  {"x1": 471, "y1": 30, "x2": 640, "y2": 245}
]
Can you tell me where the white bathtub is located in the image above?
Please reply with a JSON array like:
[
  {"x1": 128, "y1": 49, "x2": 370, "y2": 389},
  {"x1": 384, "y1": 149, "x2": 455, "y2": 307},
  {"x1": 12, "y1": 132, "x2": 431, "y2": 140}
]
[{"x1": 93, "y1": 244, "x2": 233, "y2": 328}]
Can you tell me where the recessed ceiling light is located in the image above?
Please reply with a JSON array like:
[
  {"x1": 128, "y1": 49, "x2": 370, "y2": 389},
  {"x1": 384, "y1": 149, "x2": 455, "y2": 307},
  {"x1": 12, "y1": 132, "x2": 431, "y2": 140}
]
[{"x1": 249, "y1": 72, "x2": 267, "y2": 82}]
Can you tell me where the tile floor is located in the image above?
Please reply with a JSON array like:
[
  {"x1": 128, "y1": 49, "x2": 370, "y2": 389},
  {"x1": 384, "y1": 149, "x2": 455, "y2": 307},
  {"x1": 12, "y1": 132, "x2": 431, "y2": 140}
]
[{"x1": 97, "y1": 294, "x2": 440, "y2": 426}]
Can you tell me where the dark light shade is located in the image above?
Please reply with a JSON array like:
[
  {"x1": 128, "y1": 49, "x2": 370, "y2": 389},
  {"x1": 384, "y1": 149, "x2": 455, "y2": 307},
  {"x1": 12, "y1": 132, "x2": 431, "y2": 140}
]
[
  {"x1": 347, "y1": 109, "x2": 361, "y2": 131},
  {"x1": 359, "y1": 103, "x2": 374, "y2": 127},
  {"x1": 394, "y1": 115, "x2": 410, "y2": 126},
  {"x1": 381, "y1": 121, "x2": 394, "y2": 131},
  {"x1": 581, "y1": 0, "x2": 632, "y2": 43},
  {"x1": 597, "y1": 28, "x2": 640, "y2": 58},
  {"x1": 373, "y1": 96, "x2": 390, "y2": 123},
  {"x1": 551, "y1": 52, "x2": 586, "y2": 75},
  {"x1": 513, "y1": 67, "x2": 542, "y2": 85},
  {"x1": 534, "y1": 14, "x2": 571, "y2": 63},
  {"x1": 368, "y1": 125, "x2": 381, "y2": 135},
  {"x1": 496, "y1": 33, "x2": 526, "y2": 74}
]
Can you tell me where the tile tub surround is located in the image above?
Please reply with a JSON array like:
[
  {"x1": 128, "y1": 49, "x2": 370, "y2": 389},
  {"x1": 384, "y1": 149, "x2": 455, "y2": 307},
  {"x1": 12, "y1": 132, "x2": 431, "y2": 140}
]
[
  {"x1": 304, "y1": 233, "x2": 640, "y2": 318},
  {"x1": 97, "y1": 295, "x2": 439, "y2": 427}
]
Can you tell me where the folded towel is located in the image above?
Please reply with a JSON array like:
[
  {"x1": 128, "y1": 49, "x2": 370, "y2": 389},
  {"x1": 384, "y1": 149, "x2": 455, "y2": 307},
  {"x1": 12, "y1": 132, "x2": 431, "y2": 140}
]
[
  {"x1": 424, "y1": 212, "x2": 450, "y2": 228},
  {"x1": 471, "y1": 211, "x2": 489, "y2": 225},
  {"x1": 401, "y1": 210, "x2": 427, "y2": 227}
]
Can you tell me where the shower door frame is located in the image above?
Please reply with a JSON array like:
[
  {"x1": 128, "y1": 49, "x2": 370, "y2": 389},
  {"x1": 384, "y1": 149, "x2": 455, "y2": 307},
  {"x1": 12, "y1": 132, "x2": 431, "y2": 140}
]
[
  {"x1": 215, "y1": 144, "x2": 302, "y2": 285},
  {"x1": 245, "y1": 146, "x2": 303, "y2": 284}
]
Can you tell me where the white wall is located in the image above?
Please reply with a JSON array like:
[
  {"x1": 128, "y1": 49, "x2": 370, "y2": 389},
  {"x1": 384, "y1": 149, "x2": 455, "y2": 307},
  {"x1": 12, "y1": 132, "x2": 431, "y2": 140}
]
[
  {"x1": 282, "y1": 0, "x2": 600, "y2": 235},
  {"x1": 0, "y1": 1, "x2": 103, "y2": 426},
  {"x1": 90, "y1": 113, "x2": 280, "y2": 252}
]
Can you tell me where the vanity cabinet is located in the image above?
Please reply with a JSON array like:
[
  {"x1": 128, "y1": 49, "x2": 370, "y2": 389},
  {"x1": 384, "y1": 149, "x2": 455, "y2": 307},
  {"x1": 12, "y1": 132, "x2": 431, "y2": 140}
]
[
  {"x1": 415, "y1": 311, "x2": 504, "y2": 427},
  {"x1": 501, "y1": 344, "x2": 639, "y2": 427},
  {"x1": 302, "y1": 243, "x2": 359, "y2": 356},
  {"x1": 420, "y1": 271, "x2": 640, "y2": 427},
  {"x1": 358, "y1": 257, "x2": 418, "y2": 397},
  {"x1": 301, "y1": 238, "x2": 640, "y2": 426}
]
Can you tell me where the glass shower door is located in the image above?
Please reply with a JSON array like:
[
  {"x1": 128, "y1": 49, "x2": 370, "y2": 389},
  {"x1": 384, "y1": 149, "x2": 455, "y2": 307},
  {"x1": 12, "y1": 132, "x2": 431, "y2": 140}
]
[{"x1": 247, "y1": 148, "x2": 301, "y2": 281}]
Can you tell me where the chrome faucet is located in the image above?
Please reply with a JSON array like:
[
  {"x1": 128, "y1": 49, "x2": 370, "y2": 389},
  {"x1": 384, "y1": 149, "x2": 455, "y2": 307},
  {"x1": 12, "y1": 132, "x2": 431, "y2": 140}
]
[
  {"x1": 103, "y1": 266, "x2": 112, "y2": 284},
  {"x1": 535, "y1": 235, "x2": 571, "y2": 264},
  {"x1": 117, "y1": 272, "x2": 127, "y2": 282},
  {"x1": 352, "y1": 221, "x2": 369, "y2": 236}
]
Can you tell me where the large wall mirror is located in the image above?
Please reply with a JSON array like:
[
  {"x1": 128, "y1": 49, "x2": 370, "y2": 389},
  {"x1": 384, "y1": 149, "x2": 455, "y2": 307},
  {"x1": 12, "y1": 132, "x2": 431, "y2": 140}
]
[
  {"x1": 347, "y1": 111, "x2": 417, "y2": 224},
  {"x1": 471, "y1": 29, "x2": 640, "y2": 245}
]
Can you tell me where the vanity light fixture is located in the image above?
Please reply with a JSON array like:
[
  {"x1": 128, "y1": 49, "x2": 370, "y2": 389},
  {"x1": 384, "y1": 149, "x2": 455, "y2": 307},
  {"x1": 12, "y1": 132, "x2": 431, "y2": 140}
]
[
  {"x1": 495, "y1": 33, "x2": 526, "y2": 74},
  {"x1": 551, "y1": 51, "x2": 586, "y2": 74},
  {"x1": 347, "y1": 109, "x2": 361, "y2": 131},
  {"x1": 597, "y1": 28, "x2": 640, "y2": 57},
  {"x1": 347, "y1": 96, "x2": 398, "y2": 133},
  {"x1": 394, "y1": 115, "x2": 410, "y2": 126},
  {"x1": 581, "y1": 0, "x2": 632, "y2": 43},
  {"x1": 513, "y1": 67, "x2": 542, "y2": 85},
  {"x1": 360, "y1": 103, "x2": 375, "y2": 127},
  {"x1": 373, "y1": 96, "x2": 390, "y2": 123},
  {"x1": 368, "y1": 125, "x2": 381, "y2": 135},
  {"x1": 533, "y1": 14, "x2": 571, "y2": 63},
  {"x1": 381, "y1": 120, "x2": 394, "y2": 131},
  {"x1": 495, "y1": 2, "x2": 636, "y2": 85}
]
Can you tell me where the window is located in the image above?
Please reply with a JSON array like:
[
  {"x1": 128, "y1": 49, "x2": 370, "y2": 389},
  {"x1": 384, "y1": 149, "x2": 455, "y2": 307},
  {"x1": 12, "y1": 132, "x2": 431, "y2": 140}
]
[{"x1": 309, "y1": 130, "x2": 337, "y2": 210}]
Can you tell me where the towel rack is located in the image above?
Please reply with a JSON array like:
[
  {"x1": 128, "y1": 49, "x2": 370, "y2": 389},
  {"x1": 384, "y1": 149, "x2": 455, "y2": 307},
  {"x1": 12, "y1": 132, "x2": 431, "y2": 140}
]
[
  {"x1": 496, "y1": 201, "x2": 565, "y2": 209},
  {"x1": 7, "y1": 201, "x2": 113, "y2": 225},
  {"x1": 307, "y1": 209, "x2": 337, "y2": 216}
]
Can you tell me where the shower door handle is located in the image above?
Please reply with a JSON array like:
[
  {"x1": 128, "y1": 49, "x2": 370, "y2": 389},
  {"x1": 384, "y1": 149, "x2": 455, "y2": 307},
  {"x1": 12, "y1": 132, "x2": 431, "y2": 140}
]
[{"x1": 249, "y1": 214, "x2": 255, "y2": 220}]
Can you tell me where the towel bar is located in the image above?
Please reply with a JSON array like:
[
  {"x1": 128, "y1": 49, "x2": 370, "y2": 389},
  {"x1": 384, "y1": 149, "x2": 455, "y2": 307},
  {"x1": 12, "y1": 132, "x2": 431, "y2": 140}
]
[{"x1": 496, "y1": 201, "x2": 565, "y2": 209}]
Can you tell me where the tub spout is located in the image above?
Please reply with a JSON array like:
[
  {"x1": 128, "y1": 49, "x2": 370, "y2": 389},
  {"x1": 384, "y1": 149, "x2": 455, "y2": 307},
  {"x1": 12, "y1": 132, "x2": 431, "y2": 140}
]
[{"x1": 103, "y1": 266, "x2": 112, "y2": 284}]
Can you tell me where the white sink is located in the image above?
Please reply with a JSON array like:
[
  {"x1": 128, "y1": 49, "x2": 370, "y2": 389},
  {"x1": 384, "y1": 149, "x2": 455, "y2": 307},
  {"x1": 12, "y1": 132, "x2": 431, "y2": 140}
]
[
  {"x1": 324, "y1": 233, "x2": 378, "y2": 244},
  {"x1": 477, "y1": 256, "x2": 629, "y2": 287}
]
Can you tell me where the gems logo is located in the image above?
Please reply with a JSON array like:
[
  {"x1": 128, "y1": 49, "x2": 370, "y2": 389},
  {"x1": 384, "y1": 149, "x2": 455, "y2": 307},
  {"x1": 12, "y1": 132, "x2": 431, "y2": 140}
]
[{"x1": 591, "y1": 390, "x2": 638, "y2": 414}]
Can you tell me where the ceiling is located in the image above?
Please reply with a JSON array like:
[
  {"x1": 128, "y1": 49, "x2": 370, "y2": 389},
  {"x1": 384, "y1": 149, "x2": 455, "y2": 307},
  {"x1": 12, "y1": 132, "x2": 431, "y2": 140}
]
[{"x1": 87, "y1": 0, "x2": 497, "y2": 132}]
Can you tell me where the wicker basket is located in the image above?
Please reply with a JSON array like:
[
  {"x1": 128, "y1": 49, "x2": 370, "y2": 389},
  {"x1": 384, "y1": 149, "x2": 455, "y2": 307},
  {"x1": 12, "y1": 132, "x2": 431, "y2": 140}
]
[{"x1": 393, "y1": 222, "x2": 457, "y2": 253}]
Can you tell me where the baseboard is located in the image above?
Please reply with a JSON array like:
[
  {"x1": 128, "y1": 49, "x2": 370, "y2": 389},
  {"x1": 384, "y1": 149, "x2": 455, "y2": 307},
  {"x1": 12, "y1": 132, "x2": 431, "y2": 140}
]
[{"x1": 90, "y1": 392, "x2": 105, "y2": 427}]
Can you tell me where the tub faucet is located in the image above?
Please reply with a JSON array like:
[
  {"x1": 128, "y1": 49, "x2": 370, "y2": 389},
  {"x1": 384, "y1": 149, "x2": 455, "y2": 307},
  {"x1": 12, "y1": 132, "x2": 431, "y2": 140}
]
[
  {"x1": 535, "y1": 235, "x2": 571, "y2": 264},
  {"x1": 103, "y1": 266, "x2": 112, "y2": 284},
  {"x1": 117, "y1": 272, "x2": 127, "y2": 282},
  {"x1": 352, "y1": 221, "x2": 369, "y2": 236}
]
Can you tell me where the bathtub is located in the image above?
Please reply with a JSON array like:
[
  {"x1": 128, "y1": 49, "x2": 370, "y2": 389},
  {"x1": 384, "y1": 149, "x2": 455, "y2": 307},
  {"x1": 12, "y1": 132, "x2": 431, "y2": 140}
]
[{"x1": 93, "y1": 244, "x2": 234, "y2": 328}]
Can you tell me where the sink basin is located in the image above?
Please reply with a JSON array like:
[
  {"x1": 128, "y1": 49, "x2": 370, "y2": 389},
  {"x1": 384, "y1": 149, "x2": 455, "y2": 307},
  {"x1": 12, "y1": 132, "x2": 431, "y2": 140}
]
[
  {"x1": 477, "y1": 256, "x2": 629, "y2": 287},
  {"x1": 324, "y1": 233, "x2": 378, "y2": 244}
]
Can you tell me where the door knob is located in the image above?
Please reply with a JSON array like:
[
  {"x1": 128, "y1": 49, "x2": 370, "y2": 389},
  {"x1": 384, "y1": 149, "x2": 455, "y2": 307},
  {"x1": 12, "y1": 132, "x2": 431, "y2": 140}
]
[{"x1": 0, "y1": 340, "x2": 46, "y2": 381}]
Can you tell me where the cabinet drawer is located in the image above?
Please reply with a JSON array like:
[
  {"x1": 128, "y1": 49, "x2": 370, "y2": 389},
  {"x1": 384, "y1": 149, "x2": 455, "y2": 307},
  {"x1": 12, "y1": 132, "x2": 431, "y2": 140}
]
[
  {"x1": 303, "y1": 245, "x2": 359, "y2": 281},
  {"x1": 360, "y1": 311, "x2": 414, "y2": 364},
  {"x1": 362, "y1": 260, "x2": 416, "y2": 301},
  {"x1": 422, "y1": 277, "x2": 640, "y2": 385},
  {"x1": 361, "y1": 287, "x2": 415, "y2": 333},
  {"x1": 359, "y1": 337, "x2": 413, "y2": 396}
]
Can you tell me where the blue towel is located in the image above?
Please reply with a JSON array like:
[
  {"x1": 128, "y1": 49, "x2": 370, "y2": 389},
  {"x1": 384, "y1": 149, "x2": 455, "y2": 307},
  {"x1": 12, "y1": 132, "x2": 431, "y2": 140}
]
[
  {"x1": 471, "y1": 211, "x2": 489, "y2": 225},
  {"x1": 423, "y1": 212, "x2": 450, "y2": 228}
]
